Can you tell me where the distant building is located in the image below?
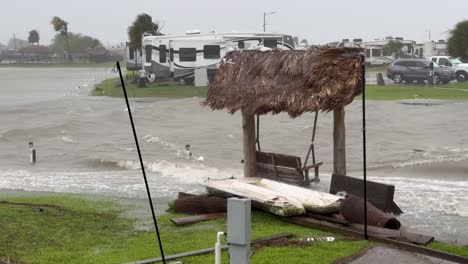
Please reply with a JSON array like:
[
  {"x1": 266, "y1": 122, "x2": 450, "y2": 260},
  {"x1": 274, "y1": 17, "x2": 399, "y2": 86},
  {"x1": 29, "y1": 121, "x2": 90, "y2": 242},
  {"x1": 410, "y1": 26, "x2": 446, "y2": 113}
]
[
  {"x1": 87, "y1": 45, "x2": 111, "y2": 63},
  {"x1": 415, "y1": 40, "x2": 448, "y2": 59},
  {"x1": 7, "y1": 38, "x2": 29, "y2": 50},
  {"x1": 17, "y1": 45, "x2": 51, "y2": 63},
  {"x1": 328, "y1": 37, "x2": 416, "y2": 65}
]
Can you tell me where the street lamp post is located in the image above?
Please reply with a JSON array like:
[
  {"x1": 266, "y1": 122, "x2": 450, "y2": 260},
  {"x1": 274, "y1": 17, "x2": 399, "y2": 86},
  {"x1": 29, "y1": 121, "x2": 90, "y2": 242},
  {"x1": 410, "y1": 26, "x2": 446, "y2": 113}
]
[{"x1": 263, "y1": 11, "x2": 277, "y2": 32}]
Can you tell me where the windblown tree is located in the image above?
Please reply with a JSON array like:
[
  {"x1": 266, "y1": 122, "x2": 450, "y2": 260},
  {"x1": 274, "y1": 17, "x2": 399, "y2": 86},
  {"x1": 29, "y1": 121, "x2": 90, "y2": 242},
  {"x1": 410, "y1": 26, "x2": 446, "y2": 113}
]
[
  {"x1": 128, "y1": 13, "x2": 160, "y2": 50},
  {"x1": 448, "y1": 20, "x2": 468, "y2": 61},
  {"x1": 383, "y1": 40, "x2": 404, "y2": 58},
  {"x1": 51, "y1": 16, "x2": 72, "y2": 62},
  {"x1": 50, "y1": 33, "x2": 101, "y2": 56},
  {"x1": 28, "y1": 30, "x2": 40, "y2": 45}
]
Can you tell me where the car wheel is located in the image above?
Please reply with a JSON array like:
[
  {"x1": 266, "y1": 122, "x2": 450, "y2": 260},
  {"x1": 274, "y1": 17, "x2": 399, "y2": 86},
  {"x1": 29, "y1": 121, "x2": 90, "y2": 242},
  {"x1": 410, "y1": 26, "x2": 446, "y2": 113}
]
[
  {"x1": 433, "y1": 74, "x2": 440, "y2": 84},
  {"x1": 393, "y1": 73, "x2": 403, "y2": 84},
  {"x1": 456, "y1": 72, "x2": 467, "y2": 82}
]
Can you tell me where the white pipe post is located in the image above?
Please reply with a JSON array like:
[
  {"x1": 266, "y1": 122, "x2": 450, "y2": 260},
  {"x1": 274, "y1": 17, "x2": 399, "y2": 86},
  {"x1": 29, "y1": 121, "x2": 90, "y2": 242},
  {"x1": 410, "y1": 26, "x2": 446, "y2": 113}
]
[{"x1": 215, "y1": 231, "x2": 224, "y2": 264}]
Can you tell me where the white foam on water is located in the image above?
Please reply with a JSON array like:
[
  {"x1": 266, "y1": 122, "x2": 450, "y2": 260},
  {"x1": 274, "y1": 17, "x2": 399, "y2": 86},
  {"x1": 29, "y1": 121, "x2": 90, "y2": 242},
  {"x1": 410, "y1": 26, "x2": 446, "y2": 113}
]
[
  {"x1": 370, "y1": 176, "x2": 468, "y2": 218},
  {"x1": 108, "y1": 159, "x2": 241, "y2": 184},
  {"x1": 61, "y1": 136, "x2": 75, "y2": 143},
  {"x1": 392, "y1": 147, "x2": 468, "y2": 168},
  {"x1": 0, "y1": 169, "x2": 188, "y2": 199}
]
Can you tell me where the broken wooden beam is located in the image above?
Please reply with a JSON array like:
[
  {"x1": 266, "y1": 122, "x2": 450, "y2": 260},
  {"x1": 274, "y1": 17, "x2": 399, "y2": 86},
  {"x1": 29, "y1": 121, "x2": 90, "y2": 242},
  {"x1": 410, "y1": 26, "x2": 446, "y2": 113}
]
[
  {"x1": 170, "y1": 213, "x2": 226, "y2": 226},
  {"x1": 174, "y1": 194, "x2": 227, "y2": 214}
]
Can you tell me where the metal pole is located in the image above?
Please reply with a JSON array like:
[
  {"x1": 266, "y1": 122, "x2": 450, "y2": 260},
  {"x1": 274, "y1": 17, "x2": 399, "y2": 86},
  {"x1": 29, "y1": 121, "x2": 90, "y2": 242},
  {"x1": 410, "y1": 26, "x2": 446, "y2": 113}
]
[
  {"x1": 116, "y1": 61, "x2": 167, "y2": 263},
  {"x1": 263, "y1": 12, "x2": 266, "y2": 32},
  {"x1": 361, "y1": 55, "x2": 368, "y2": 240}
]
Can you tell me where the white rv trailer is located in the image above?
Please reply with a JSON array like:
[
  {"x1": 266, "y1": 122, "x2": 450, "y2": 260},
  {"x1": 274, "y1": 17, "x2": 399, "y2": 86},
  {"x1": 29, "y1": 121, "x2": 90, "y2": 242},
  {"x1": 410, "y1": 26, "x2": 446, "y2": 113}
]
[
  {"x1": 331, "y1": 38, "x2": 416, "y2": 65},
  {"x1": 125, "y1": 42, "x2": 143, "y2": 71},
  {"x1": 363, "y1": 39, "x2": 416, "y2": 65},
  {"x1": 141, "y1": 31, "x2": 295, "y2": 83}
]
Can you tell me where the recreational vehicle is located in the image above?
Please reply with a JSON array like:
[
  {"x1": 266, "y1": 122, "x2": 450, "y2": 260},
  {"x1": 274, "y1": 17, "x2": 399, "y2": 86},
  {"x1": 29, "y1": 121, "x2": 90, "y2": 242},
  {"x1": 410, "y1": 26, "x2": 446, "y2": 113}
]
[{"x1": 140, "y1": 31, "x2": 295, "y2": 84}]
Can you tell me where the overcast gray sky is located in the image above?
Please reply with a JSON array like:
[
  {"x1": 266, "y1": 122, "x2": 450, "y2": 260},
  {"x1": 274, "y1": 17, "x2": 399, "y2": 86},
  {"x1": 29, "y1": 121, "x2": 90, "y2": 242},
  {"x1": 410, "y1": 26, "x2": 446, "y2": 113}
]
[{"x1": 2, "y1": 0, "x2": 467, "y2": 46}]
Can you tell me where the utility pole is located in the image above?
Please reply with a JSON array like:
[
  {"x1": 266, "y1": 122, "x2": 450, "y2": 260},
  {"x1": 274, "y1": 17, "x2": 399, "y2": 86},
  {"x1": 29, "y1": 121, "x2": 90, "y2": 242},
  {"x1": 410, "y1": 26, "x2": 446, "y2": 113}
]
[{"x1": 263, "y1": 11, "x2": 277, "y2": 33}]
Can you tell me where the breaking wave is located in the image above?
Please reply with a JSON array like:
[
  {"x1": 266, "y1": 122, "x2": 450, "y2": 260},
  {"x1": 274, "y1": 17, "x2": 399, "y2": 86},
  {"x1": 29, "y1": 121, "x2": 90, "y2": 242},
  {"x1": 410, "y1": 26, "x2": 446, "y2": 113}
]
[{"x1": 86, "y1": 158, "x2": 241, "y2": 184}]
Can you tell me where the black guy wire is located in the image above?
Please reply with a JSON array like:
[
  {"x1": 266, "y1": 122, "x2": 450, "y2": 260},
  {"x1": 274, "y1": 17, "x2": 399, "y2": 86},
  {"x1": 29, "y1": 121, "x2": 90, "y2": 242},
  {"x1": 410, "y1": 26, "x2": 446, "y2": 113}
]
[
  {"x1": 116, "y1": 61, "x2": 167, "y2": 263},
  {"x1": 361, "y1": 55, "x2": 368, "y2": 240}
]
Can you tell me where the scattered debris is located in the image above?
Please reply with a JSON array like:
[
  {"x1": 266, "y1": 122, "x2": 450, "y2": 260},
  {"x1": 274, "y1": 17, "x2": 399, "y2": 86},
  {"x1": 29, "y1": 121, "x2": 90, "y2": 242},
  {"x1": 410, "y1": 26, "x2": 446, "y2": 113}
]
[{"x1": 171, "y1": 213, "x2": 226, "y2": 226}]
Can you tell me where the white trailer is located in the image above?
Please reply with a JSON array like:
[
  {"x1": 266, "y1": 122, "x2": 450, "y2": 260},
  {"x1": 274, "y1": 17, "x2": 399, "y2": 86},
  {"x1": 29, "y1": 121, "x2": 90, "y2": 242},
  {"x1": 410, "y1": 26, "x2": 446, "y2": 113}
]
[{"x1": 140, "y1": 31, "x2": 295, "y2": 84}]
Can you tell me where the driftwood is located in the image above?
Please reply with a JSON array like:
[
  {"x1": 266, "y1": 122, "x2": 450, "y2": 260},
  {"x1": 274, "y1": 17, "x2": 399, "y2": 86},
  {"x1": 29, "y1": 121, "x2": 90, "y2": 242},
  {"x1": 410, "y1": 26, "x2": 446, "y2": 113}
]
[
  {"x1": 174, "y1": 193, "x2": 227, "y2": 214},
  {"x1": 340, "y1": 195, "x2": 401, "y2": 230}
]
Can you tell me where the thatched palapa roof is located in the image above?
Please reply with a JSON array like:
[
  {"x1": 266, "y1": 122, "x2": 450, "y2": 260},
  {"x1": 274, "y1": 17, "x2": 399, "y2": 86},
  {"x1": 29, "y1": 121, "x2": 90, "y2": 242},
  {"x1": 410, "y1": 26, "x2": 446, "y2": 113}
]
[{"x1": 203, "y1": 47, "x2": 364, "y2": 117}]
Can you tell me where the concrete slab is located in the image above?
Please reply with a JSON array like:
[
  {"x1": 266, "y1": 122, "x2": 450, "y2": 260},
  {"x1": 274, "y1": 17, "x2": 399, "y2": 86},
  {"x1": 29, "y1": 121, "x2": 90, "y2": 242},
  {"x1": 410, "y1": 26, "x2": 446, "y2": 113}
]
[{"x1": 351, "y1": 246, "x2": 457, "y2": 264}]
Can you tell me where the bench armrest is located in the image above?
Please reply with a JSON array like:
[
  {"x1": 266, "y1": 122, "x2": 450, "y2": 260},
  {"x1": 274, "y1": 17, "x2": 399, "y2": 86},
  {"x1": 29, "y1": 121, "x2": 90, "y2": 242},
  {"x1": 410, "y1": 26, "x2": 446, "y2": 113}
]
[{"x1": 302, "y1": 162, "x2": 323, "y2": 171}]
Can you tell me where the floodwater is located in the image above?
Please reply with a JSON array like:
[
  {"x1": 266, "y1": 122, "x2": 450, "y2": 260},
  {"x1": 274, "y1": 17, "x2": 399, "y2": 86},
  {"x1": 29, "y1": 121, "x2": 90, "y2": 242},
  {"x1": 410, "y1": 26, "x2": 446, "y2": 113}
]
[{"x1": 0, "y1": 67, "x2": 467, "y2": 244}]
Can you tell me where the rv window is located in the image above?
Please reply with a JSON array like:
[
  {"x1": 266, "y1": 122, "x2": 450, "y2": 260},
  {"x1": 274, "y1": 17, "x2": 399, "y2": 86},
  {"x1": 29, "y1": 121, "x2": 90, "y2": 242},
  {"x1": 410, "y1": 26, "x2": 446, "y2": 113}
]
[
  {"x1": 203, "y1": 45, "x2": 220, "y2": 59},
  {"x1": 170, "y1": 48, "x2": 174, "y2": 61},
  {"x1": 432, "y1": 58, "x2": 437, "y2": 63},
  {"x1": 129, "y1": 48, "x2": 135, "y2": 60},
  {"x1": 145, "y1": 45, "x2": 152, "y2": 63},
  {"x1": 159, "y1": 45, "x2": 167, "y2": 63},
  {"x1": 238, "y1": 41, "x2": 245, "y2": 49},
  {"x1": 372, "y1": 49, "x2": 382, "y2": 57},
  {"x1": 179, "y1": 48, "x2": 196, "y2": 62},
  {"x1": 264, "y1": 39, "x2": 278, "y2": 48},
  {"x1": 365, "y1": 49, "x2": 371, "y2": 57}
]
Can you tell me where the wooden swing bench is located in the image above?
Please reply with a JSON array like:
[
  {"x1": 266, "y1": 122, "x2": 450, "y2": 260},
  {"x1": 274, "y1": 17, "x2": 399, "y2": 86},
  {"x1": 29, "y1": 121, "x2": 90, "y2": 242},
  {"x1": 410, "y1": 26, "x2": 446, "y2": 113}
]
[{"x1": 255, "y1": 151, "x2": 322, "y2": 187}]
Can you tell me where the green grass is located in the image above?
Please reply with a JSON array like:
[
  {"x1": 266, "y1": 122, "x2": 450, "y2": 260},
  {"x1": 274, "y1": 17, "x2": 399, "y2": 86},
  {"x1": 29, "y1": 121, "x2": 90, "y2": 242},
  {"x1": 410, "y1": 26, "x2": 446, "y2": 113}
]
[
  {"x1": 1, "y1": 195, "x2": 467, "y2": 264},
  {"x1": 92, "y1": 76, "x2": 468, "y2": 101},
  {"x1": 0, "y1": 62, "x2": 116, "y2": 68},
  {"x1": 428, "y1": 241, "x2": 468, "y2": 257},
  {"x1": 92, "y1": 78, "x2": 208, "y2": 98},
  {"x1": 0, "y1": 194, "x2": 368, "y2": 264},
  {"x1": 363, "y1": 84, "x2": 468, "y2": 100}
]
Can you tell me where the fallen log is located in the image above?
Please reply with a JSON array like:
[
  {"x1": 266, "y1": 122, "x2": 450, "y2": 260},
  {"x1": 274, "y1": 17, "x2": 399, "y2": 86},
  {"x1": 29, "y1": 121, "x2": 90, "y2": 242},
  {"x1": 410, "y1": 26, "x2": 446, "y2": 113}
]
[
  {"x1": 174, "y1": 194, "x2": 227, "y2": 214},
  {"x1": 340, "y1": 195, "x2": 401, "y2": 230},
  {"x1": 171, "y1": 213, "x2": 226, "y2": 226}
]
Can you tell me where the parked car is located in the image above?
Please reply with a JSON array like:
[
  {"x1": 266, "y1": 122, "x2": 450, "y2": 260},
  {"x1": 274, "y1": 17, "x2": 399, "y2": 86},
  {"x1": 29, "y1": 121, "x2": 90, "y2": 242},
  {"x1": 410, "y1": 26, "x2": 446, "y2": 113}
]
[
  {"x1": 386, "y1": 59, "x2": 455, "y2": 84},
  {"x1": 429, "y1": 56, "x2": 468, "y2": 82}
]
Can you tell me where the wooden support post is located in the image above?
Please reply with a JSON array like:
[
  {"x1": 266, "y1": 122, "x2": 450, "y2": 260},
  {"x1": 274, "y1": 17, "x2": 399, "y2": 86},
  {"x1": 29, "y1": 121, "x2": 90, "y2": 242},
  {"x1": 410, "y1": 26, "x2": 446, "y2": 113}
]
[
  {"x1": 333, "y1": 107, "x2": 346, "y2": 176},
  {"x1": 242, "y1": 111, "x2": 256, "y2": 177}
]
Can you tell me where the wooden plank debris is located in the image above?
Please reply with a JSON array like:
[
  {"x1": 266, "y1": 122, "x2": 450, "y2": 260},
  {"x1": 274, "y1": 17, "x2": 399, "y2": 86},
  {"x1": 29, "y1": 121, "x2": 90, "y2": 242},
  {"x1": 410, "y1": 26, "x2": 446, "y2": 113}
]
[{"x1": 170, "y1": 213, "x2": 226, "y2": 226}]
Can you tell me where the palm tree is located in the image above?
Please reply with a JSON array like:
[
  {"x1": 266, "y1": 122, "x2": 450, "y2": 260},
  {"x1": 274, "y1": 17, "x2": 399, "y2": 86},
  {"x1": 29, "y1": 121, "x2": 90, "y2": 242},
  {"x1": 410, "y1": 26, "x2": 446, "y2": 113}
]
[
  {"x1": 128, "y1": 13, "x2": 160, "y2": 51},
  {"x1": 448, "y1": 20, "x2": 468, "y2": 61},
  {"x1": 51, "y1": 16, "x2": 72, "y2": 62},
  {"x1": 383, "y1": 40, "x2": 404, "y2": 59},
  {"x1": 28, "y1": 30, "x2": 40, "y2": 45}
]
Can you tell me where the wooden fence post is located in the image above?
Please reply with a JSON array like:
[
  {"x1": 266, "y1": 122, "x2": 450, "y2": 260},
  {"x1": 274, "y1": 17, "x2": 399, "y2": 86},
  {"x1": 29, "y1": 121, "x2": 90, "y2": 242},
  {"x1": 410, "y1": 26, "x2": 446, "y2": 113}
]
[
  {"x1": 242, "y1": 111, "x2": 256, "y2": 177},
  {"x1": 333, "y1": 107, "x2": 346, "y2": 176}
]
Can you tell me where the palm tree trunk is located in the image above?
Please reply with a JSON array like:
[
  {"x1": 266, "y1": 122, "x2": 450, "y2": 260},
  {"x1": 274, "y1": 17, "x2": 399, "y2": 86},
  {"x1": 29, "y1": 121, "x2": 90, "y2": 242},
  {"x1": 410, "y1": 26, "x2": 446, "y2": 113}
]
[{"x1": 64, "y1": 33, "x2": 72, "y2": 63}]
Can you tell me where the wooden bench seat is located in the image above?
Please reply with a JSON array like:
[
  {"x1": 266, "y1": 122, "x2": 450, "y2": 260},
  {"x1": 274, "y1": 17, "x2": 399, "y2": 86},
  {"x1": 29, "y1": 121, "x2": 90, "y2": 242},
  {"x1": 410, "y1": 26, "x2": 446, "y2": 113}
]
[{"x1": 255, "y1": 151, "x2": 322, "y2": 186}]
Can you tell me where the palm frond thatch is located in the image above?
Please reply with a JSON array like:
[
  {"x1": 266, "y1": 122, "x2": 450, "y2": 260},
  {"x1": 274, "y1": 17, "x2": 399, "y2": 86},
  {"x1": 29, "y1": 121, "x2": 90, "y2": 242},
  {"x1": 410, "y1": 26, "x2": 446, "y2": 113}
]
[{"x1": 203, "y1": 47, "x2": 364, "y2": 118}]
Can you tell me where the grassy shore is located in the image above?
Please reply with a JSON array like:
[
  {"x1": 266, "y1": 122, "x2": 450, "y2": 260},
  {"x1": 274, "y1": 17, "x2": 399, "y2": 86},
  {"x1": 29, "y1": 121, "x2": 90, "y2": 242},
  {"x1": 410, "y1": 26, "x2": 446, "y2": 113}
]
[
  {"x1": 92, "y1": 78, "x2": 208, "y2": 98},
  {"x1": 1, "y1": 194, "x2": 467, "y2": 264},
  {"x1": 0, "y1": 62, "x2": 116, "y2": 68},
  {"x1": 92, "y1": 77, "x2": 468, "y2": 100},
  {"x1": 0, "y1": 194, "x2": 369, "y2": 264}
]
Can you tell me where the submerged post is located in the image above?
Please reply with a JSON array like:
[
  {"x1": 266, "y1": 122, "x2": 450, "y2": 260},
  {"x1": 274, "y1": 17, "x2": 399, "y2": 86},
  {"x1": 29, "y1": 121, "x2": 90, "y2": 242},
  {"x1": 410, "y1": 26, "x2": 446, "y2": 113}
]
[
  {"x1": 242, "y1": 111, "x2": 256, "y2": 177},
  {"x1": 333, "y1": 107, "x2": 346, "y2": 176}
]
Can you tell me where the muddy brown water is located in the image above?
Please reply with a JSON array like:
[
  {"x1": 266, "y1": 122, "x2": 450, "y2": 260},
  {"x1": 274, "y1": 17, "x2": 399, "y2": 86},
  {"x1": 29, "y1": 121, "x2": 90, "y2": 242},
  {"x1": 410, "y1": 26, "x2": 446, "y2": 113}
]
[{"x1": 0, "y1": 67, "x2": 467, "y2": 244}]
